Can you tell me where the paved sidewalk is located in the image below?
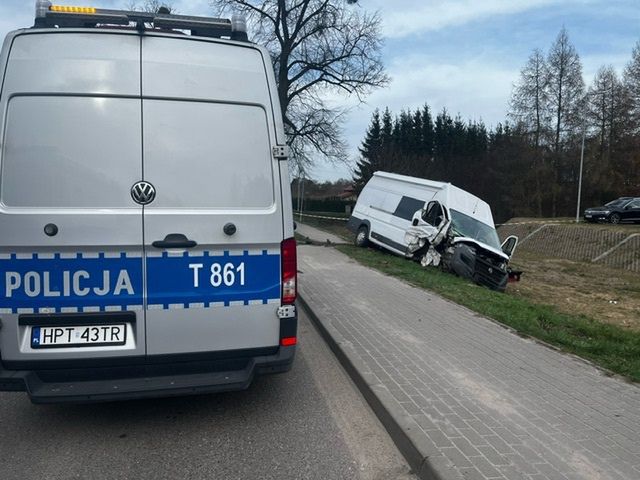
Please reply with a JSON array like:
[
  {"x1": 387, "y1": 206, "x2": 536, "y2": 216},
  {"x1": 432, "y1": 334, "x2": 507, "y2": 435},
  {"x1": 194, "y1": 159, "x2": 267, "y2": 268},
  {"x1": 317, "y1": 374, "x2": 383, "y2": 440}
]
[
  {"x1": 295, "y1": 222, "x2": 348, "y2": 245},
  {"x1": 298, "y1": 245, "x2": 640, "y2": 480}
]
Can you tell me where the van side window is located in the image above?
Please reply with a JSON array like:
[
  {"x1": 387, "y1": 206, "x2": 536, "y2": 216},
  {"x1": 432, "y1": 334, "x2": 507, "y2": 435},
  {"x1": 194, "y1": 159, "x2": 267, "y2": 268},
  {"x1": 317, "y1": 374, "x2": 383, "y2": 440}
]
[
  {"x1": 422, "y1": 201, "x2": 444, "y2": 227},
  {"x1": 393, "y1": 196, "x2": 425, "y2": 221}
]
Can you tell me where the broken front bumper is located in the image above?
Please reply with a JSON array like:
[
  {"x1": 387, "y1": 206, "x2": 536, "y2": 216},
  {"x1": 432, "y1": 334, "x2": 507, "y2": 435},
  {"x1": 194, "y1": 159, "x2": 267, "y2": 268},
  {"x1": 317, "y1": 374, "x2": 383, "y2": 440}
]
[{"x1": 449, "y1": 244, "x2": 508, "y2": 291}]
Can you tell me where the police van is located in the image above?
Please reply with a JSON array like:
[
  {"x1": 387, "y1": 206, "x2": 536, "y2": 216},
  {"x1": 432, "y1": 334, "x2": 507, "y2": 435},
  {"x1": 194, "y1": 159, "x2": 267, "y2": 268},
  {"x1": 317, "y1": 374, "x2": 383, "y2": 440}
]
[{"x1": 0, "y1": 2, "x2": 297, "y2": 403}]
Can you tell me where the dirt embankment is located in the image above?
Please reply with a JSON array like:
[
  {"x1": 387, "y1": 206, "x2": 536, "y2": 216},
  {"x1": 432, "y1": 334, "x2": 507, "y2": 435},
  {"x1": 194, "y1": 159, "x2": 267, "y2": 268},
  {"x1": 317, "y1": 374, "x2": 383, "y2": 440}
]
[{"x1": 500, "y1": 221, "x2": 640, "y2": 330}]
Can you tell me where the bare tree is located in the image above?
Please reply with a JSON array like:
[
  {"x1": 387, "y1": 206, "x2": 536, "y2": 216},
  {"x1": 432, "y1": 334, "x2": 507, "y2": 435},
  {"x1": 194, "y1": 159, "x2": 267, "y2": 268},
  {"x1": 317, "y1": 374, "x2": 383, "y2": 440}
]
[
  {"x1": 547, "y1": 28, "x2": 584, "y2": 153},
  {"x1": 546, "y1": 28, "x2": 584, "y2": 215},
  {"x1": 210, "y1": 0, "x2": 388, "y2": 170},
  {"x1": 623, "y1": 40, "x2": 640, "y2": 133},
  {"x1": 509, "y1": 49, "x2": 550, "y2": 149},
  {"x1": 587, "y1": 66, "x2": 620, "y2": 162},
  {"x1": 509, "y1": 48, "x2": 551, "y2": 215}
]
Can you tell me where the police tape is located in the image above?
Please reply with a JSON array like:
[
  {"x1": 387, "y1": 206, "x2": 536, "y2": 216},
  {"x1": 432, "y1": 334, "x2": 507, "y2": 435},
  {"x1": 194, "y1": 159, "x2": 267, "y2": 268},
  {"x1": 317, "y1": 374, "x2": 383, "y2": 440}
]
[
  {"x1": 296, "y1": 214, "x2": 575, "y2": 226},
  {"x1": 495, "y1": 221, "x2": 573, "y2": 227},
  {"x1": 296, "y1": 213, "x2": 349, "y2": 221}
]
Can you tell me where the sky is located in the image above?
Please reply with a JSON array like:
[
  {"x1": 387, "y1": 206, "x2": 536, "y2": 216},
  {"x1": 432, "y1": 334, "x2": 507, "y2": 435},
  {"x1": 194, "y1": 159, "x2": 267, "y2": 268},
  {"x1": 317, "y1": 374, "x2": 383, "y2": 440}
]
[{"x1": 1, "y1": 0, "x2": 639, "y2": 182}]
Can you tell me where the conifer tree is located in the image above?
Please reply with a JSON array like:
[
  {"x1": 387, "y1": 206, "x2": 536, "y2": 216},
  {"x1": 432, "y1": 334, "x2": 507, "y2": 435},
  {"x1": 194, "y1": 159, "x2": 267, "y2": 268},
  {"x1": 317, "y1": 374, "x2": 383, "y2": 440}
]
[{"x1": 353, "y1": 109, "x2": 382, "y2": 193}]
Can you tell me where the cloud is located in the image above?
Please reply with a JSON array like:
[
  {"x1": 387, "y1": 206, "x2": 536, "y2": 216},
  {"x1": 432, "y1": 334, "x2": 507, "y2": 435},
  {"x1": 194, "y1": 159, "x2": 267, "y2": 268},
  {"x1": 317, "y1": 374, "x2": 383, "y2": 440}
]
[
  {"x1": 368, "y1": 0, "x2": 586, "y2": 38},
  {"x1": 371, "y1": 53, "x2": 515, "y2": 124},
  {"x1": 581, "y1": 52, "x2": 632, "y2": 79},
  {"x1": 314, "y1": 53, "x2": 520, "y2": 181}
]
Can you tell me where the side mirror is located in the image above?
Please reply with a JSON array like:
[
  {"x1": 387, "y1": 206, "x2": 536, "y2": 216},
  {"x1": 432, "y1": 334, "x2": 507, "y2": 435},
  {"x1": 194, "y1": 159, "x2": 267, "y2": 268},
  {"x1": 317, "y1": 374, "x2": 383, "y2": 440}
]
[
  {"x1": 412, "y1": 218, "x2": 418, "y2": 226},
  {"x1": 293, "y1": 222, "x2": 297, "y2": 231},
  {"x1": 501, "y1": 235, "x2": 519, "y2": 257}
]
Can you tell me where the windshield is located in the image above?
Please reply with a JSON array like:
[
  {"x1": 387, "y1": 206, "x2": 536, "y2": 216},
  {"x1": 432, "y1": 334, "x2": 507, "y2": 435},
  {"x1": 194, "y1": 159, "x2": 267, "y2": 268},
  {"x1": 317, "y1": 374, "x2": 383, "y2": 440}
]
[
  {"x1": 449, "y1": 209, "x2": 502, "y2": 250},
  {"x1": 605, "y1": 199, "x2": 628, "y2": 208}
]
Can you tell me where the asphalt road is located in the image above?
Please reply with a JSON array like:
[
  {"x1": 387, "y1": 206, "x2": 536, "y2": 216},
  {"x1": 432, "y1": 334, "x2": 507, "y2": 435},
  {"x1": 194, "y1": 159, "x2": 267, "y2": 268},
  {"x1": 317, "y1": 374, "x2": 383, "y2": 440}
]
[{"x1": 0, "y1": 309, "x2": 415, "y2": 480}]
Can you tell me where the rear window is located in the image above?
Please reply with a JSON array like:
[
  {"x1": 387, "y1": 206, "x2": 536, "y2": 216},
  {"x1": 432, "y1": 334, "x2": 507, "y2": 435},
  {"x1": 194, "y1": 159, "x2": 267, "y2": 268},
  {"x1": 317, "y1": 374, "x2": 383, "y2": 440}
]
[
  {"x1": 1, "y1": 96, "x2": 141, "y2": 208},
  {"x1": 143, "y1": 101, "x2": 274, "y2": 209}
]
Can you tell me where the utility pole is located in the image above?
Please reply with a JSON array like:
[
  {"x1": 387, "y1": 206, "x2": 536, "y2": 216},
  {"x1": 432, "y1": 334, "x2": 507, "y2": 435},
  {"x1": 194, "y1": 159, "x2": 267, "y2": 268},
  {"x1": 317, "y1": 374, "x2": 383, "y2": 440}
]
[
  {"x1": 296, "y1": 165, "x2": 302, "y2": 219},
  {"x1": 576, "y1": 119, "x2": 586, "y2": 223},
  {"x1": 576, "y1": 89, "x2": 603, "y2": 223},
  {"x1": 299, "y1": 170, "x2": 306, "y2": 223}
]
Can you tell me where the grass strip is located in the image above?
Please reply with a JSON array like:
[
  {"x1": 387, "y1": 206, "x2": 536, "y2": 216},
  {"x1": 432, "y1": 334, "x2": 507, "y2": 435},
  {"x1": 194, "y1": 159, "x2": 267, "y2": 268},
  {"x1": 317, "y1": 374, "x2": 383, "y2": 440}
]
[{"x1": 336, "y1": 244, "x2": 640, "y2": 382}]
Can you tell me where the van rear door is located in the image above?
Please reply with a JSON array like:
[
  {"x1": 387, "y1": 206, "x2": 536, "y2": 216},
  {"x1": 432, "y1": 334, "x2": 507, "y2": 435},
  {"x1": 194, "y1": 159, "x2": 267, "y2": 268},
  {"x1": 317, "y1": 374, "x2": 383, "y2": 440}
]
[
  {"x1": 141, "y1": 36, "x2": 282, "y2": 355},
  {"x1": 0, "y1": 32, "x2": 145, "y2": 364}
]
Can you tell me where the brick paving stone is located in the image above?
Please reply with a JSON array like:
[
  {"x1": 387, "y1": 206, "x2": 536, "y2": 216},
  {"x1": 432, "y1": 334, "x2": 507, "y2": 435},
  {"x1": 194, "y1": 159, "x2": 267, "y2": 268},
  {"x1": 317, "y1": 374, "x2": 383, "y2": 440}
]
[
  {"x1": 468, "y1": 455, "x2": 503, "y2": 478},
  {"x1": 476, "y1": 445, "x2": 510, "y2": 466},
  {"x1": 298, "y1": 245, "x2": 640, "y2": 480},
  {"x1": 458, "y1": 467, "x2": 487, "y2": 480}
]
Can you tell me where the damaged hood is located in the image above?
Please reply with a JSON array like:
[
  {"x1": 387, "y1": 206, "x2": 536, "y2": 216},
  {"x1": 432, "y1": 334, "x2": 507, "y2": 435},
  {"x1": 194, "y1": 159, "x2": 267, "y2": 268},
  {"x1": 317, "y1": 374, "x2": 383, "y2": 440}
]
[{"x1": 451, "y1": 236, "x2": 510, "y2": 261}]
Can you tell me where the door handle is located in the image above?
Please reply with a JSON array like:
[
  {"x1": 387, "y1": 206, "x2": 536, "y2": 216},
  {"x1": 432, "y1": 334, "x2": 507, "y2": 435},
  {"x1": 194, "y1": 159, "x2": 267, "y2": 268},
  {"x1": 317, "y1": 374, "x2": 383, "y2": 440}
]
[{"x1": 152, "y1": 233, "x2": 197, "y2": 249}]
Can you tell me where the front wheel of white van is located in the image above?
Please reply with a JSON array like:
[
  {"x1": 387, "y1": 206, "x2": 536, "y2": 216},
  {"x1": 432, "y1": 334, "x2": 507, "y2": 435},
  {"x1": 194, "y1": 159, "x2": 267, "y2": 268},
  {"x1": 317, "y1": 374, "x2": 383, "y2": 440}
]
[{"x1": 355, "y1": 226, "x2": 369, "y2": 247}]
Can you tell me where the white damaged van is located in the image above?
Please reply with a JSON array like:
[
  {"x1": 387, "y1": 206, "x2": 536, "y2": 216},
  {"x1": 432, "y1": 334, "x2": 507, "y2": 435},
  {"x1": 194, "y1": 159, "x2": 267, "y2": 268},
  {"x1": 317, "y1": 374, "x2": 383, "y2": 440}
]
[
  {"x1": 348, "y1": 172, "x2": 518, "y2": 291},
  {"x1": 0, "y1": 3, "x2": 297, "y2": 403}
]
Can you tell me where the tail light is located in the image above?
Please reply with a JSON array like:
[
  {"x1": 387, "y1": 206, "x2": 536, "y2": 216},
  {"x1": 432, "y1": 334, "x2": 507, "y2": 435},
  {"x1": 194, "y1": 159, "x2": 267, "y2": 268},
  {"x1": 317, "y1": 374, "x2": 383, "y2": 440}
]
[
  {"x1": 280, "y1": 336, "x2": 297, "y2": 347},
  {"x1": 281, "y1": 237, "x2": 297, "y2": 305}
]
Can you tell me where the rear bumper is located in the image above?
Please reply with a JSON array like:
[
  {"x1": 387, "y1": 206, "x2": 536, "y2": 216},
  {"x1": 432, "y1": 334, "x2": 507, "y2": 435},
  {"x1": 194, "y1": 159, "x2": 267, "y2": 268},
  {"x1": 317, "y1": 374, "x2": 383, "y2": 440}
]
[{"x1": 0, "y1": 345, "x2": 295, "y2": 404}]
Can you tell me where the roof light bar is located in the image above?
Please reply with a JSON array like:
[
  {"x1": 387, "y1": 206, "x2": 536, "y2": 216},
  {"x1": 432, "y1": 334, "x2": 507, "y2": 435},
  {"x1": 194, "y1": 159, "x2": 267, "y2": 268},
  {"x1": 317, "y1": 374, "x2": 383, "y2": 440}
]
[
  {"x1": 154, "y1": 14, "x2": 232, "y2": 39},
  {"x1": 50, "y1": 5, "x2": 96, "y2": 13},
  {"x1": 32, "y1": 1, "x2": 249, "y2": 41},
  {"x1": 231, "y1": 14, "x2": 248, "y2": 41},
  {"x1": 35, "y1": 0, "x2": 51, "y2": 18}
]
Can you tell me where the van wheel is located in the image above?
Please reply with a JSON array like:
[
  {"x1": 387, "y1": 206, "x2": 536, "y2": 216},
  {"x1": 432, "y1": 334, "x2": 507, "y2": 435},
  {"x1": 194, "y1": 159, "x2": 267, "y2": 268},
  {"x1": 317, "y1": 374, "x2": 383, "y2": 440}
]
[{"x1": 355, "y1": 226, "x2": 369, "y2": 247}]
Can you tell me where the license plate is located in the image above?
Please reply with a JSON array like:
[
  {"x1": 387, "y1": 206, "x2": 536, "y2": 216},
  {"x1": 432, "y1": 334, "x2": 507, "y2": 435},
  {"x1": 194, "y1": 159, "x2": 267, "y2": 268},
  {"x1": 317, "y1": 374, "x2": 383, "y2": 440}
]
[
  {"x1": 31, "y1": 324, "x2": 127, "y2": 348},
  {"x1": 585, "y1": 214, "x2": 592, "y2": 218}
]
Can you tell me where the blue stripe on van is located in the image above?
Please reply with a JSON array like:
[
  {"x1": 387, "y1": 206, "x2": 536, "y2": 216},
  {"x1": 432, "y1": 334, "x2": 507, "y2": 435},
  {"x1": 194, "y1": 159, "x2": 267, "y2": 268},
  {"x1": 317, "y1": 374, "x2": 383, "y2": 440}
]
[
  {"x1": 0, "y1": 254, "x2": 143, "y2": 313},
  {"x1": 146, "y1": 250, "x2": 280, "y2": 309},
  {"x1": 0, "y1": 251, "x2": 280, "y2": 313}
]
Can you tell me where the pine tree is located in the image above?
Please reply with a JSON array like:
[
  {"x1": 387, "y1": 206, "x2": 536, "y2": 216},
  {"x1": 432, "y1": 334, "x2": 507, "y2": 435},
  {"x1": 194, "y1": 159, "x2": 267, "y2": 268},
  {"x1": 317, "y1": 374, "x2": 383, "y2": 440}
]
[
  {"x1": 418, "y1": 104, "x2": 435, "y2": 177},
  {"x1": 379, "y1": 107, "x2": 394, "y2": 171},
  {"x1": 353, "y1": 109, "x2": 382, "y2": 193}
]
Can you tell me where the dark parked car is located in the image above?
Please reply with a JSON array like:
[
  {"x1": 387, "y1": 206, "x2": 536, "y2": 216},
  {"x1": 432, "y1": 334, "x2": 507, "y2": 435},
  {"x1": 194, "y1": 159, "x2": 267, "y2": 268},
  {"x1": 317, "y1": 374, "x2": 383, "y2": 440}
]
[{"x1": 584, "y1": 197, "x2": 640, "y2": 224}]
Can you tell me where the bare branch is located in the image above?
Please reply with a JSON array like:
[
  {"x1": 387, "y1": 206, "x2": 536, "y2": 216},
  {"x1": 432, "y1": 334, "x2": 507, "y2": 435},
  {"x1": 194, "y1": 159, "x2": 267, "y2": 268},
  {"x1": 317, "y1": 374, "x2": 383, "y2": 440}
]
[{"x1": 210, "y1": 0, "x2": 388, "y2": 169}]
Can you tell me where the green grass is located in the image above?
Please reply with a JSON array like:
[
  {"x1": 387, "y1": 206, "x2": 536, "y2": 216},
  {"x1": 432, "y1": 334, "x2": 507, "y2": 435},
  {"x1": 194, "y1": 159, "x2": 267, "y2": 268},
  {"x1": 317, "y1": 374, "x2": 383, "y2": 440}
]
[{"x1": 336, "y1": 244, "x2": 640, "y2": 382}]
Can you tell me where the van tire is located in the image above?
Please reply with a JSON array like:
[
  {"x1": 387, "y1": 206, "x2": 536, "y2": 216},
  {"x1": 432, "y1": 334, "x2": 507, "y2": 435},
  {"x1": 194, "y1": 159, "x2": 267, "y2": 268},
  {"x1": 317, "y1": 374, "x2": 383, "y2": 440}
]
[{"x1": 355, "y1": 226, "x2": 369, "y2": 247}]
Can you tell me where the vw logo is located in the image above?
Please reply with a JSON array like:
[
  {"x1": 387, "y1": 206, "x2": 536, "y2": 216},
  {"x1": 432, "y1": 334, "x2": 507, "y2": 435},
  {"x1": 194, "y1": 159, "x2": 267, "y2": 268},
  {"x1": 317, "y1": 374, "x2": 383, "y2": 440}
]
[{"x1": 131, "y1": 181, "x2": 156, "y2": 205}]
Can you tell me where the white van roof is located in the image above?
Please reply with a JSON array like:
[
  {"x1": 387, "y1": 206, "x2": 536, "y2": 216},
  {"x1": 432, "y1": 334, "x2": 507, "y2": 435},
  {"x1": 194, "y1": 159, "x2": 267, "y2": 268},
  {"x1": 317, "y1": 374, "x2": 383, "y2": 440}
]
[{"x1": 372, "y1": 171, "x2": 496, "y2": 227}]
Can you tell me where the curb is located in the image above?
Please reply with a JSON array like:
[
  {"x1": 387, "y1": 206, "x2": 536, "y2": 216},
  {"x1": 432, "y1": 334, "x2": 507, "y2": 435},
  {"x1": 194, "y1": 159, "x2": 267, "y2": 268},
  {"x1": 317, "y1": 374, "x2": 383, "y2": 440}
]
[{"x1": 298, "y1": 294, "x2": 462, "y2": 480}]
